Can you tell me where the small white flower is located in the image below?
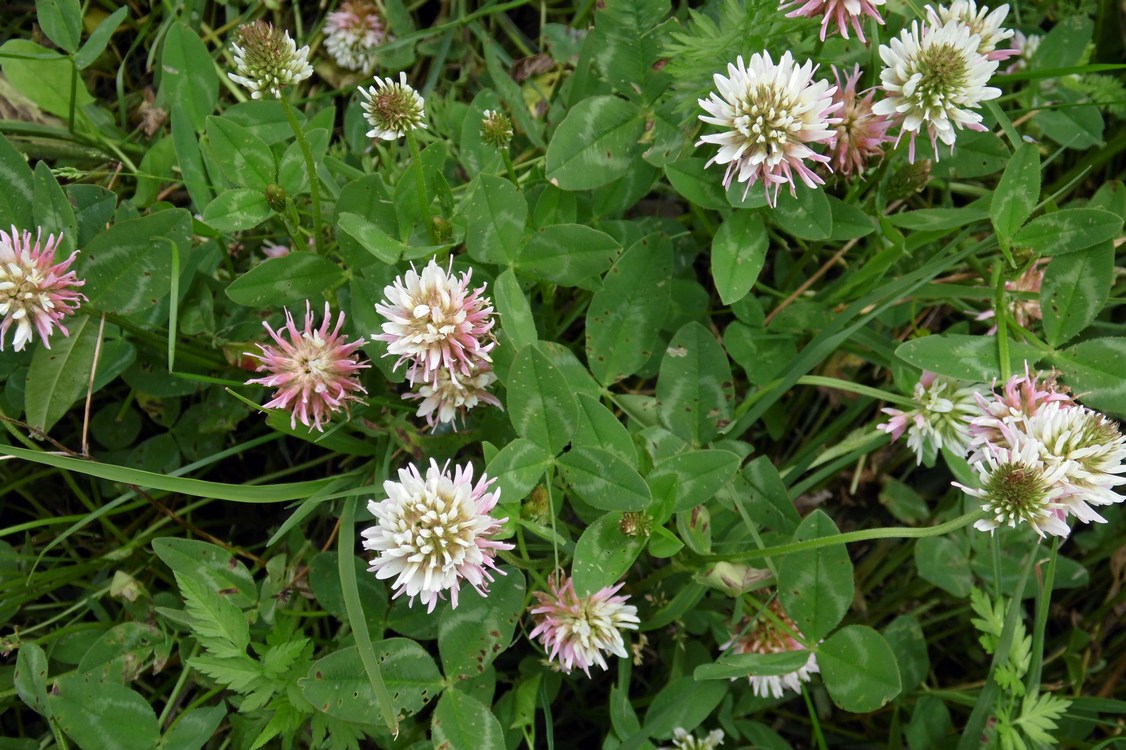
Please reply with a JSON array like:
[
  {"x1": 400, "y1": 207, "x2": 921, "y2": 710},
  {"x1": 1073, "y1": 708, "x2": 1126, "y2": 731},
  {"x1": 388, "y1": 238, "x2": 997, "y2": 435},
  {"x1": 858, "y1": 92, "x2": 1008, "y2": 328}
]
[
  {"x1": 878, "y1": 372, "x2": 982, "y2": 464},
  {"x1": 872, "y1": 20, "x2": 1001, "y2": 162},
  {"x1": 228, "y1": 21, "x2": 313, "y2": 100},
  {"x1": 697, "y1": 51, "x2": 840, "y2": 207},
  {"x1": 926, "y1": 1, "x2": 1017, "y2": 61},
  {"x1": 957, "y1": 440, "x2": 1072, "y2": 538},
  {"x1": 359, "y1": 72, "x2": 427, "y2": 140},
  {"x1": 405, "y1": 361, "x2": 501, "y2": 430},
  {"x1": 660, "y1": 727, "x2": 726, "y2": 750}
]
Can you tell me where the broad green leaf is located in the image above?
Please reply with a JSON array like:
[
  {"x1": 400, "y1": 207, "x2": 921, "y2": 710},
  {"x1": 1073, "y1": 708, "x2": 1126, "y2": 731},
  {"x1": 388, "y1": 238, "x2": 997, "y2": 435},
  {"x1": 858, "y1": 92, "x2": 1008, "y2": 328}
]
[
  {"x1": 1031, "y1": 15, "x2": 1092, "y2": 71},
  {"x1": 656, "y1": 322, "x2": 733, "y2": 445},
  {"x1": 573, "y1": 393, "x2": 638, "y2": 468},
  {"x1": 49, "y1": 674, "x2": 160, "y2": 750},
  {"x1": 711, "y1": 211, "x2": 768, "y2": 305},
  {"x1": 494, "y1": 269, "x2": 537, "y2": 350},
  {"x1": 205, "y1": 116, "x2": 276, "y2": 190},
  {"x1": 225, "y1": 253, "x2": 346, "y2": 307},
  {"x1": 724, "y1": 323, "x2": 798, "y2": 387},
  {"x1": 742, "y1": 456, "x2": 800, "y2": 535},
  {"x1": 337, "y1": 212, "x2": 403, "y2": 264},
  {"x1": 694, "y1": 650, "x2": 813, "y2": 681},
  {"x1": 160, "y1": 705, "x2": 227, "y2": 750},
  {"x1": 991, "y1": 142, "x2": 1040, "y2": 241},
  {"x1": 33, "y1": 164, "x2": 75, "y2": 255},
  {"x1": 586, "y1": 233, "x2": 672, "y2": 383},
  {"x1": 1041, "y1": 243, "x2": 1113, "y2": 347},
  {"x1": 151, "y1": 538, "x2": 257, "y2": 608},
  {"x1": 559, "y1": 447, "x2": 652, "y2": 512},
  {"x1": 545, "y1": 96, "x2": 644, "y2": 190},
  {"x1": 1013, "y1": 208, "x2": 1122, "y2": 256},
  {"x1": 37, "y1": 0, "x2": 82, "y2": 53},
  {"x1": 817, "y1": 625, "x2": 902, "y2": 712},
  {"x1": 465, "y1": 174, "x2": 526, "y2": 265},
  {"x1": 438, "y1": 567, "x2": 525, "y2": 679},
  {"x1": 516, "y1": 223, "x2": 620, "y2": 289},
  {"x1": 572, "y1": 513, "x2": 647, "y2": 597},
  {"x1": 80, "y1": 209, "x2": 191, "y2": 315},
  {"x1": 648, "y1": 526, "x2": 683, "y2": 558},
  {"x1": 431, "y1": 690, "x2": 505, "y2": 750},
  {"x1": 932, "y1": 129, "x2": 1008, "y2": 178},
  {"x1": 160, "y1": 24, "x2": 218, "y2": 131},
  {"x1": 202, "y1": 189, "x2": 271, "y2": 233},
  {"x1": 884, "y1": 615, "x2": 930, "y2": 693},
  {"x1": 506, "y1": 345, "x2": 578, "y2": 454},
  {"x1": 171, "y1": 105, "x2": 214, "y2": 210},
  {"x1": 827, "y1": 195, "x2": 876, "y2": 240},
  {"x1": 484, "y1": 438, "x2": 553, "y2": 506},
  {"x1": 772, "y1": 186, "x2": 832, "y2": 240},
  {"x1": 895, "y1": 334, "x2": 1042, "y2": 382},
  {"x1": 0, "y1": 134, "x2": 34, "y2": 228},
  {"x1": 0, "y1": 40, "x2": 94, "y2": 119},
  {"x1": 647, "y1": 450, "x2": 740, "y2": 514},
  {"x1": 915, "y1": 536, "x2": 972, "y2": 597},
  {"x1": 307, "y1": 552, "x2": 388, "y2": 634},
  {"x1": 77, "y1": 622, "x2": 166, "y2": 683},
  {"x1": 1038, "y1": 92, "x2": 1103, "y2": 151},
  {"x1": 664, "y1": 157, "x2": 728, "y2": 210},
  {"x1": 590, "y1": 0, "x2": 669, "y2": 96},
  {"x1": 1052, "y1": 338, "x2": 1126, "y2": 417},
  {"x1": 75, "y1": 6, "x2": 128, "y2": 69},
  {"x1": 277, "y1": 128, "x2": 329, "y2": 195},
  {"x1": 14, "y1": 643, "x2": 52, "y2": 718},
  {"x1": 641, "y1": 678, "x2": 727, "y2": 740},
  {"x1": 778, "y1": 510, "x2": 854, "y2": 642},
  {"x1": 300, "y1": 642, "x2": 442, "y2": 723}
]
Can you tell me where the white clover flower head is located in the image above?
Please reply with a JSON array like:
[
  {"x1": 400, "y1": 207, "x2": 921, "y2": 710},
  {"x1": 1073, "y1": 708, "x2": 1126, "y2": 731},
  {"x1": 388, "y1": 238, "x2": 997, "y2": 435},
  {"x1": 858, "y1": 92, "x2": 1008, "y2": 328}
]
[
  {"x1": 926, "y1": 0, "x2": 1017, "y2": 60},
  {"x1": 404, "y1": 361, "x2": 502, "y2": 431},
  {"x1": 721, "y1": 597, "x2": 819, "y2": 699},
  {"x1": 1016, "y1": 401, "x2": 1126, "y2": 524},
  {"x1": 0, "y1": 226, "x2": 85, "y2": 352},
  {"x1": 373, "y1": 257, "x2": 496, "y2": 389},
  {"x1": 529, "y1": 573, "x2": 641, "y2": 676},
  {"x1": 968, "y1": 365, "x2": 1073, "y2": 455},
  {"x1": 781, "y1": 0, "x2": 886, "y2": 42},
  {"x1": 361, "y1": 459, "x2": 512, "y2": 613},
  {"x1": 957, "y1": 439, "x2": 1071, "y2": 538},
  {"x1": 878, "y1": 371, "x2": 982, "y2": 464},
  {"x1": 228, "y1": 21, "x2": 313, "y2": 100},
  {"x1": 324, "y1": 0, "x2": 389, "y2": 72},
  {"x1": 661, "y1": 727, "x2": 726, "y2": 750},
  {"x1": 480, "y1": 109, "x2": 514, "y2": 149},
  {"x1": 359, "y1": 72, "x2": 427, "y2": 140},
  {"x1": 697, "y1": 51, "x2": 840, "y2": 207},
  {"x1": 872, "y1": 20, "x2": 1001, "y2": 162}
]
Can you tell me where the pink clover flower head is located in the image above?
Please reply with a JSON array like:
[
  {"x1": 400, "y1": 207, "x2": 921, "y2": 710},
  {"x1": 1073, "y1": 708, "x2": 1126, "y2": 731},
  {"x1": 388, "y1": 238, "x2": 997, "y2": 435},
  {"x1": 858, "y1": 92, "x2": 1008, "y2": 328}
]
[
  {"x1": 359, "y1": 72, "x2": 426, "y2": 141},
  {"x1": 968, "y1": 364, "x2": 1073, "y2": 453},
  {"x1": 828, "y1": 65, "x2": 893, "y2": 177},
  {"x1": 781, "y1": 0, "x2": 886, "y2": 42},
  {"x1": 373, "y1": 257, "x2": 496, "y2": 388},
  {"x1": 926, "y1": 0, "x2": 1017, "y2": 61},
  {"x1": 878, "y1": 371, "x2": 982, "y2": 464},
  {"x1": 697, "y1": 51, "x2": 841, "y2": 207},
  {"x1": 324, "y1": 0, "x2": 389, "y2": 72},
  {"x1": 362, "y1": 460, "x2": 512, "y2": 613},
  {"x1": 0, "y1": 226, "x2": 85, "y2": 352},
  {"x1": 1006, "y1": 30, "x2": 1041, "y2": 73},
  {"x1": 955, "y1": 439, "x2": 1072, "y2": 539},
  {"x1": 721, "y1": 597, "x2": 819, "y2": 699},
  {"x1": 245, "y1": 301, "x2": 369, "y2": 431},
  {"x1": 228, "y1": 20, "x2": 313, "y2": 100},
  {"x1": 261, "y1": 242, "x2": 291, "y2": 259},
  {"x1": 872, "y1": 20, "x2": 1001, "y2": 162},
  {"x1": 660, "y1": 728, "x2": 726, "y2": 750},
  {"x1": 405, "y1": 361, "x2": 501, "y2": 430},
  {"x1": 529, "y1": 573, "x2": 640, "y2": 676},
  {"x1": 975, "y1": 260, "x2": 1045, "y2": 333}
]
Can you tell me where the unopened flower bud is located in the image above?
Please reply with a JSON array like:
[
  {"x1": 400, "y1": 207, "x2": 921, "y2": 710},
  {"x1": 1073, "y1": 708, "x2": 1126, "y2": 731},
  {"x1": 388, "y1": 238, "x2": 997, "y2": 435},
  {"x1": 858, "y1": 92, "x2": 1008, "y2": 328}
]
[
  {"x1": 264, "y1": 183, "x2": 288, "y2": 212},
  {"x1": 481, "y1": 109, "x2": 514, "y2": 149}
]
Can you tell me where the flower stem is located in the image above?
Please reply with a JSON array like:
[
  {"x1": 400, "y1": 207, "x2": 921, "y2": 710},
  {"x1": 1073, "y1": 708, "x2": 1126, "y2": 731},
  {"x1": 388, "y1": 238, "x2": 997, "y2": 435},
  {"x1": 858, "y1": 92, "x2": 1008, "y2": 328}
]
[
  {"x1": 701, "y1": 509, "x2": 986, "y2": 564},
  {"x1": 280, "y1": 93, "x2": 323, "y2": 254},
  {"x1": 502, "y1": 149, "x2": 519, "y2": 186},
  {"x1": 406, "y1": 130, "x2": 438, "y2": 244},
  {"x1": 1025, "y1": 538, "x2": 1057, "y2": 694}
]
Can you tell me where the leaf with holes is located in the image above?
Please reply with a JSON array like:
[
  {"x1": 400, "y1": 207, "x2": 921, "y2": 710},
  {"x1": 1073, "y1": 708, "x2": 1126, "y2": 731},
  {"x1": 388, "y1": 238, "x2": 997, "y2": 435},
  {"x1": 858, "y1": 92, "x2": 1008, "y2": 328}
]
[{"x1": 438, "y1": 568, "x2": 525, "y2": 680}]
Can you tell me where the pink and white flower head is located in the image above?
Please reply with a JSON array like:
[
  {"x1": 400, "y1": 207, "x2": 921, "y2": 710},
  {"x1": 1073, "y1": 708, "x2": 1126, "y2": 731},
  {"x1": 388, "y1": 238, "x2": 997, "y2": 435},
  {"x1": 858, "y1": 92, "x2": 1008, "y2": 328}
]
[
  {"x1": 529, "y1": 573, "x2": 640, "y2": 676},
  {"x1": 975, "y1": 260, "x2": 1045, "y2": 333},
  {"x1": 968, "y1": 365, "x2": 1073, "y2": 453},
  {"x1": 781, "y1": 0, "x2": 886, "y2": 42},
  {"x1": 362, "y1": 459, "x2": 512, "y2": 613},
  {"x1": 697, "y1": 51, "x2": 840, "y2": 207},
  {"x1": 878, "y1": 371, "x2": 982, "y2": 464},
  {"x1": 228, "y1": 21, "x2": 313, "y2": 100},
  {"x1": 0, "y1": 226, "x2": 85, "y2": 352},
  {"x1": 404, "y1": 361, "x2": 501, "y2": 430},
  {"x1": 261, "y1": 242, "x2": 291, "y2": 259},
  {"x1": 1006, "y1": 30, "x2": 1041, "y2": 73},
  {"x1": 872, "y1": 20, "x2": 1001, "y2": 162},
  {"x1": 324, "y1": 0, "x2": 389, "y2": 72},
  {"x1": 955, "y1": 439, "x2": 1072, "y2": 538},
  {"x1": 660, "y1": 728, "x2": 726, "y2": 750},
  {"x1": 359, "y1": 72, "x2": 426, "y2": 141},
  {"x1": 721, "y1": 597, "x2": 819, "y2": 699},
  {"x1": 828, "y1": 65, "x2": 893, "y2": 177},
  {"x1": 373, "y1": 257, "x2": 496, "y2": 388},
  {"x1": 245, "y1": 301, "x2": 369, "y2": 431},
  {"x1": 926, "y1": 1, "x2": 1017, "y2": 61}
]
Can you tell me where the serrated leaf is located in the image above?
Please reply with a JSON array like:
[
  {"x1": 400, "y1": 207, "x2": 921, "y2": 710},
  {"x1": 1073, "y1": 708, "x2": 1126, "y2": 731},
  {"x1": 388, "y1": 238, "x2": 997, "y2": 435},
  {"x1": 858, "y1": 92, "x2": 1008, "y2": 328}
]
[
  {"x1": 189, "y1": 654, "x2": 265, "y2": 693},
  {"x1": 177, "y1": 573, "x2": 250, "y2": 658},
  {"x1": 151, "y1": 538, "x2": 257, "y2": 608}
]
